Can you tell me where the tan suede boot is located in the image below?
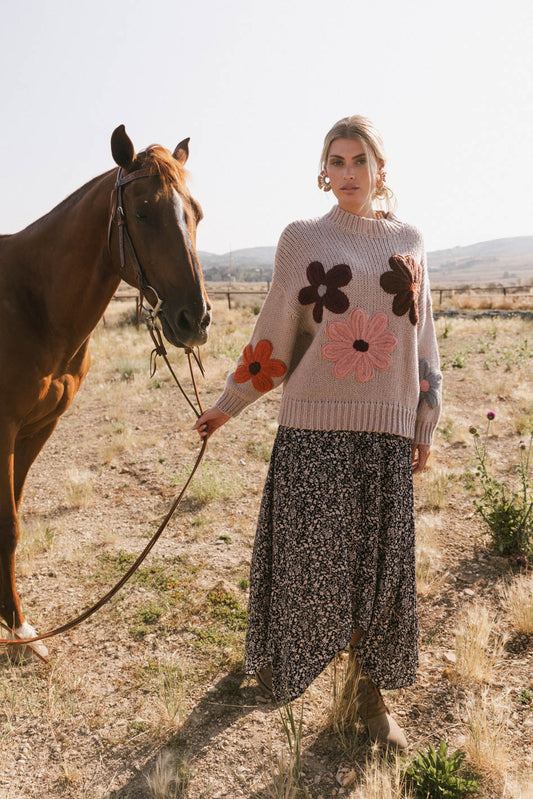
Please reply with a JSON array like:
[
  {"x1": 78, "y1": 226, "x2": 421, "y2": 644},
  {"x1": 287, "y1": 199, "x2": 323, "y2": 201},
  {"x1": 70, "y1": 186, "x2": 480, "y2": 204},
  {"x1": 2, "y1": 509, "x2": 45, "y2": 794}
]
[
  {"x1": 349, "y1": 654, "x2": 408, "y2": 751},
  {"x1": 255, "y1": 665, "x2": 273, "y2": 695}
]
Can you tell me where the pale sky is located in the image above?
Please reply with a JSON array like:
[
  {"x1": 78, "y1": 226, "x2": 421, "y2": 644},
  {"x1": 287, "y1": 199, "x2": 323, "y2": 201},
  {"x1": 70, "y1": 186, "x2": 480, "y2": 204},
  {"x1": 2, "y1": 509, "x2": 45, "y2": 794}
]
[{"x1": 0, "y1": 0, "x2": 531, "y2": 255}]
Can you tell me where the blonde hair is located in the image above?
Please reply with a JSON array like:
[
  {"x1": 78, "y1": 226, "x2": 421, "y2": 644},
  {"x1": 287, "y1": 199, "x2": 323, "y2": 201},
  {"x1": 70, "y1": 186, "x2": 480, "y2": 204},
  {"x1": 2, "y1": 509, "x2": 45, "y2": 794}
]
[{"x1": 320, "y1": 115, "x2": 395, "y2": 211}]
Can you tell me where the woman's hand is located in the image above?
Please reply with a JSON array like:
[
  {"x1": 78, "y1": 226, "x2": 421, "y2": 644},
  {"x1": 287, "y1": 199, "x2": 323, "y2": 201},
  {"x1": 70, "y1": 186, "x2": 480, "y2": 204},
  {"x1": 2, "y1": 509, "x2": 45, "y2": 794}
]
[
  {"x1": 192, "y1": 406, "x2": 231, "y2": 440},
  {"x1": 412, "y1": 443, "x2": 431, "y2": 473}
]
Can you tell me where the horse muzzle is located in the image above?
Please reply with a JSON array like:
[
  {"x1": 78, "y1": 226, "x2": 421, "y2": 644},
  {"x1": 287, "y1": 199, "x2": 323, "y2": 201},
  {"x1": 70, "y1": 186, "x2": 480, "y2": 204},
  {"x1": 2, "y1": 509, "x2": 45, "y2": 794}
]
[{"x1": 160, "y1": 306, "x2": 211, "y2": 348}]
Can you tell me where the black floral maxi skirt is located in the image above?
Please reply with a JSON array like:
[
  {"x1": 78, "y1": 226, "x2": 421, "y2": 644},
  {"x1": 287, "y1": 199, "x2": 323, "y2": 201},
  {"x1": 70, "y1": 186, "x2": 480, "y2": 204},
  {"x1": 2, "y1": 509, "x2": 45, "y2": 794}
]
[{"x1": 244, "y1": 426, "x2": 419, "y2": 702}]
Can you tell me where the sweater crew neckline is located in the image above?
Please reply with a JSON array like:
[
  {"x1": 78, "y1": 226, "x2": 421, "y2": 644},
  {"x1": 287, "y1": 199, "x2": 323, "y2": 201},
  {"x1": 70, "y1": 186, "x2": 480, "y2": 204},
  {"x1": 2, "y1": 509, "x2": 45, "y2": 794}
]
[{"x1": 325, "y1": 205, "x2": 405, "y2": 237}]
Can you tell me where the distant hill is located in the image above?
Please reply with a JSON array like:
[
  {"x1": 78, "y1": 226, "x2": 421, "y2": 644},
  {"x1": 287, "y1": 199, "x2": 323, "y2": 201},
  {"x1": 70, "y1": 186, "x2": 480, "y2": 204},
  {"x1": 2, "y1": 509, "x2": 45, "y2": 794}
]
[
  {"x1": 426, "y1": 236, "x2": 533, "y2": 285},
  {"x1": 199, "y1": 236, "x2": 533, "y2": 285}
]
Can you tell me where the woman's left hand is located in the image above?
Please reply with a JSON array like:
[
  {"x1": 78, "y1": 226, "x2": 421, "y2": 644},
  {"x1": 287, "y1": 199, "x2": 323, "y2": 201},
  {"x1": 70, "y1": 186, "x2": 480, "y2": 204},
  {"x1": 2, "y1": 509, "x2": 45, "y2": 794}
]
[{"x1": 412, "y1": 443, "x2": 431, "y2": 473}]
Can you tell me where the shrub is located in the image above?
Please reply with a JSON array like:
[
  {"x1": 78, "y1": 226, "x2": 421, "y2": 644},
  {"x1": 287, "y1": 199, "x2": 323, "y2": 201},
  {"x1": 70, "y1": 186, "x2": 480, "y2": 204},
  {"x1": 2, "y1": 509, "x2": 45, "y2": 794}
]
[
  {"x1": 470, "y1": 415, "x2": 533, "y2": 557},
  {"x1": 404, "y1": 741, "x2": 481, "y2": 798}
]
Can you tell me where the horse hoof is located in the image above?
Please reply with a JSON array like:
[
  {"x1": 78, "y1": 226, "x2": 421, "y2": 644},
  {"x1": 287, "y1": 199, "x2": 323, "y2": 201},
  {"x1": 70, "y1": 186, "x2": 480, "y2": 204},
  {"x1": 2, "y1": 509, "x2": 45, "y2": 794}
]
[{"x1": 12, "y1": 622, "x2": 49, "y2": 662}]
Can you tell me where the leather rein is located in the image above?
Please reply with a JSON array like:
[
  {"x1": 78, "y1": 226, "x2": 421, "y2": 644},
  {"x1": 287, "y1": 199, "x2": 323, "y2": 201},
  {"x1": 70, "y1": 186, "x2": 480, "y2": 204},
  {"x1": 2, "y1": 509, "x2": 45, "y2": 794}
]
[{"x1": 0, "y1": 166, "x2": 208, "y2": 657}]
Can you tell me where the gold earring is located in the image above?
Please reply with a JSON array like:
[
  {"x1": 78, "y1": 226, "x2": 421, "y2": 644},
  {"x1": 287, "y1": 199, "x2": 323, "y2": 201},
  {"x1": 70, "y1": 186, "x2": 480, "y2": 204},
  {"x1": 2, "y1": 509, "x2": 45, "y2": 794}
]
[
  {"x1": 318, "y1": 169, "x2": 332, "y2": 192},
  {"x1": 376, "y1": 170, "x2": 387, "y2": 194}
]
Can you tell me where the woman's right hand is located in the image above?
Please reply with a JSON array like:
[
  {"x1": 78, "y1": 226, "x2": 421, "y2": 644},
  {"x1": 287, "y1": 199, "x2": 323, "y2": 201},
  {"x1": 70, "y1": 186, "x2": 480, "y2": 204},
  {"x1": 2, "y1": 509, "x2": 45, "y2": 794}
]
[{"x1": 192, "y1": 406, "x2": 231, "y2": 440}]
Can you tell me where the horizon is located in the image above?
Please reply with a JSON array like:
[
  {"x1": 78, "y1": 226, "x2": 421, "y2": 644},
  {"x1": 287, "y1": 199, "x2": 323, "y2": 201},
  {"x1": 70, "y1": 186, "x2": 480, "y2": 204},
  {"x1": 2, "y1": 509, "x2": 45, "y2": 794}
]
[{"x1": 197, "y1": 232, "x2": 533, "y2": 258}]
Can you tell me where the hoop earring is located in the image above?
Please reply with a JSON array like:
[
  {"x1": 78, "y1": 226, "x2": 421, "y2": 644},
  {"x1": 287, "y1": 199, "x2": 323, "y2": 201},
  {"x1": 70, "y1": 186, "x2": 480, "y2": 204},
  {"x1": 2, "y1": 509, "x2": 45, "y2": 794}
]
[
  {"x1": 375, "y1": 170, "x2": 387, "y2": 194},
  {"x1": 318, "y1": 169, "x2": 332, "y2": 192}
]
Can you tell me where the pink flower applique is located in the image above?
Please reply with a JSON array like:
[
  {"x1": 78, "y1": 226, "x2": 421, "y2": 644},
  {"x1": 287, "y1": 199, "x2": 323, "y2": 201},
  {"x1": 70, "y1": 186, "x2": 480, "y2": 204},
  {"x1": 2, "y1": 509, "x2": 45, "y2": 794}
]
[{"x1": 322, "y1": 308, "x2": 397, "y2": 382}]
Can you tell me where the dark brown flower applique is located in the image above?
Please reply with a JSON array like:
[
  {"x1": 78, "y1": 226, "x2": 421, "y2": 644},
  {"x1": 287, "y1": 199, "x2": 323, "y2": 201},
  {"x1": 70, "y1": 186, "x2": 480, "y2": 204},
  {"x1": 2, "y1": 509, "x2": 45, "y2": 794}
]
[
  {"x1": 298, "y1": 261, "x2": 352, "y2": 323},
  {"x1": 380, "y1": 254, "x2": 422, "y2": 326}
]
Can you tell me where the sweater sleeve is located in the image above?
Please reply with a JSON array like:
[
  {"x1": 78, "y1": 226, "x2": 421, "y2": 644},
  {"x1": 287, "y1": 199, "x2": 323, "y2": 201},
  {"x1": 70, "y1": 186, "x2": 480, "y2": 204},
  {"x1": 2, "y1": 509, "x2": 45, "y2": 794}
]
[
  {"x1": 214, "y1": 229, "x2": 301, "y2": 418},
  {"x1": 414, "y1": 252, "x2": 442, "y2": 446}
]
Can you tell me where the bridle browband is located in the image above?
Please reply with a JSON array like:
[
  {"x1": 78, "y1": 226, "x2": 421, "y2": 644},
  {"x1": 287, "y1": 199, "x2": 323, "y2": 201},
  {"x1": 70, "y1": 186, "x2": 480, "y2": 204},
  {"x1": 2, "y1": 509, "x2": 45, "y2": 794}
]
[{"x1": 107, "y1": 166, "x2": 163, "y2": 320}]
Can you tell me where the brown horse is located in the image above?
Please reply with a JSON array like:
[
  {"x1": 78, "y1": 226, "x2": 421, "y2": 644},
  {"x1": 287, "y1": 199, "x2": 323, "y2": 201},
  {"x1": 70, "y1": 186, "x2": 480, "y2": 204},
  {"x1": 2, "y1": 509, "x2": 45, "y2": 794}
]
[{"x1": 0, "y1": 125, "x2": 211, "y2": 656}]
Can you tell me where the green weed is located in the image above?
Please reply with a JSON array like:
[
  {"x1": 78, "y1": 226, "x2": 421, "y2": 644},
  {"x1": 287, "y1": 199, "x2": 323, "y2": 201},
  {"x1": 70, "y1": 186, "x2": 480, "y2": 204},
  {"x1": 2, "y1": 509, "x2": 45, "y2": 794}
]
[
  {"x1": 404, "y1": 741, "x2": 481, "y2": 798},
  {"x1": 470, "y1": 417, "x2": 533, "y2": 557},
  {"x1": 516, "y1": 688, "x2": 533, "y2": 706}
]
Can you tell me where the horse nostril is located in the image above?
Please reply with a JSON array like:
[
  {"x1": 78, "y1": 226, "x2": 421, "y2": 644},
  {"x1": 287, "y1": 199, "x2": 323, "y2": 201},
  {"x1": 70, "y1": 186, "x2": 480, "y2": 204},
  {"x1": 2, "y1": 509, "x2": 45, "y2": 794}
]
[
  {"x1": 177, "y1": 309, "x2": 193, "y2": 333},
  {"x1": 201, "y1": 310, "x2": 211, "y2": 330}
]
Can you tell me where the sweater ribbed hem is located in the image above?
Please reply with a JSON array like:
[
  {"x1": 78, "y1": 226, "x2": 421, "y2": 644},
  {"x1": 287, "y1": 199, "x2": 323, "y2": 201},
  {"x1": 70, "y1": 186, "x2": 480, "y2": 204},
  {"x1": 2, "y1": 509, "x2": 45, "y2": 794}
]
[{"x1": 277, "y1": 397, "x2": 417, "y2": 439}]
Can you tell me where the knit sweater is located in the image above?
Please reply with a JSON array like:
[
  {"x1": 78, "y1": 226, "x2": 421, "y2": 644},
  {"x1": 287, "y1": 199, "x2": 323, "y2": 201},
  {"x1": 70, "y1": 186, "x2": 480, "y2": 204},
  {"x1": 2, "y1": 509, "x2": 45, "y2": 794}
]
[{"x1": 215, "y1": 205, "x2": 442, "y2": 445}]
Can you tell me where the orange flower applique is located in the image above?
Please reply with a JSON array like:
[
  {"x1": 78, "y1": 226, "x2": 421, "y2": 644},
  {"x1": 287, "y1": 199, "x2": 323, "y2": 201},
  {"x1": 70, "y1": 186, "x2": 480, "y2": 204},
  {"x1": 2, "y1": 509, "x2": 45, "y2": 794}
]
[{"x1": 234, "y1": 340, "x2": 287, "y2": 392}]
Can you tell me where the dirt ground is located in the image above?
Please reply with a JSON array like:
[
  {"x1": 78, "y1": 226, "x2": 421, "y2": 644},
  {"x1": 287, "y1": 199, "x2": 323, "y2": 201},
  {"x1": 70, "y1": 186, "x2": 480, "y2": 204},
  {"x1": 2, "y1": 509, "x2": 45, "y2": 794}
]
[{"x1": 0, "y1": 299, "x2": 532, "y2": 799}]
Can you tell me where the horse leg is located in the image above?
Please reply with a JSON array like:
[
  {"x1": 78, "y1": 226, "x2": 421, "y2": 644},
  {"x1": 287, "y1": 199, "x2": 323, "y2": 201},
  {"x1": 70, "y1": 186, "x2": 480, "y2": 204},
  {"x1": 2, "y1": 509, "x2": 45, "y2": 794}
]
[
  {"x1": 0, "y1": 424, "x2": 57, "y2": 660},
  {"x1": 14, "y1": 420, "x2": 58, "y2": 508},
  {"x1": 0, "y1": 427, "x2": 24, "y2": 630}
]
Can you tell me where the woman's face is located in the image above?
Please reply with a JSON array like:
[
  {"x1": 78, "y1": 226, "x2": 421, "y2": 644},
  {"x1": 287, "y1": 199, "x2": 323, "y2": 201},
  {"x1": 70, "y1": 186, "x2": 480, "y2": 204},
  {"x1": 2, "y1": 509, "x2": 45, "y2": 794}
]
[{"x1": 324, "y1": 137, "x2": 381, "y2": 217}]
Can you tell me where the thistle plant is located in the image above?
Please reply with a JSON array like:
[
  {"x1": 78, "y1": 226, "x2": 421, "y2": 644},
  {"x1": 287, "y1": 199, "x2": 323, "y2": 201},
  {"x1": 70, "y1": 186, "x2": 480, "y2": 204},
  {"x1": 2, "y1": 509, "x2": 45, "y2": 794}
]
[{"x1": 470, "y1": 412, "x2": 533, "y2": 558}]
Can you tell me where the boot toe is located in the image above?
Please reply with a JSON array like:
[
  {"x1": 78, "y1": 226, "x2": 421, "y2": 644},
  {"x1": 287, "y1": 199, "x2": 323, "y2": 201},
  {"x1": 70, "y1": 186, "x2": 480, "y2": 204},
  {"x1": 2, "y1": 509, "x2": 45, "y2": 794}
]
[{"x1": 367, "y1": 712, "x2": 408, "y2": 751}]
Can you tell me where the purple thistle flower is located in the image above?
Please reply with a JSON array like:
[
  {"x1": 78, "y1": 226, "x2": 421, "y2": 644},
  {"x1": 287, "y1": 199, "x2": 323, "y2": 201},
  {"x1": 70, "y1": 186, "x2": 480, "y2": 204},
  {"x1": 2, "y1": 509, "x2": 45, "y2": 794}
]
[
  {"x1": 516, "y1": 555, "x2": 528, "y2": 568},
  {"x1": 486, "y1": 410, "x2": 496, "y2": 421},
  {"x1": 519, "y1": 440, "x2": 526, "y2": 450}
]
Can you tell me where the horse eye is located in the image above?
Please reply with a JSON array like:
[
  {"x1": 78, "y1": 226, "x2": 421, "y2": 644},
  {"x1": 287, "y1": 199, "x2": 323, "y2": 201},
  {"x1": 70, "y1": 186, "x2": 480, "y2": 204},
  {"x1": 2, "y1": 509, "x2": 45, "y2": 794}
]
[{"x1": 135, "y1": 211, "x2": 148, "y2": 220}]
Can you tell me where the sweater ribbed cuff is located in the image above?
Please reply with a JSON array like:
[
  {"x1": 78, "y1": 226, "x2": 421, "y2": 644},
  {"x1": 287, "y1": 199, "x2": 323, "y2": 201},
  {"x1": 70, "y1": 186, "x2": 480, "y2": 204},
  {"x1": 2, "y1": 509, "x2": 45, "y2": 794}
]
[
  {"x1": 413, "y1": 419, "x2": 436, "y2": 446},
  {"x1": 215, "y1": 388, "x2": 251, "y2": 418}
]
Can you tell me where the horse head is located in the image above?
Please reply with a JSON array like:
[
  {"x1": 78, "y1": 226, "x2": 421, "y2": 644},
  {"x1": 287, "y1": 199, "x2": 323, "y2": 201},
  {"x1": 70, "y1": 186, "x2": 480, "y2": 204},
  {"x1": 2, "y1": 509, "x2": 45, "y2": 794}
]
[{"x1": 109, "y1": 125, "x2": 211, "y2": 348}]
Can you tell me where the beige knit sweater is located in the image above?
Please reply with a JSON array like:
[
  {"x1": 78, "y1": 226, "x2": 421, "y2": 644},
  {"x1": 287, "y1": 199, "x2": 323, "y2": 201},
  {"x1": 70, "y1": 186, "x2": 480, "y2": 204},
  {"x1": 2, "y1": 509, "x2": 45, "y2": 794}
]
[{"x1": 215, "y1": 205, "x2": 442, "y2": 445}]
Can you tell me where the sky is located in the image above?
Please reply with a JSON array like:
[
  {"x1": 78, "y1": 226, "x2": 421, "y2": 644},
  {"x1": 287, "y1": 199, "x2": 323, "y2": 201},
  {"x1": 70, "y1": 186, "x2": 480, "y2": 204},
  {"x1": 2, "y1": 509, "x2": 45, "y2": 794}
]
[{"x1": 0, "y1": 0, "x2": 532, "y2": 256}]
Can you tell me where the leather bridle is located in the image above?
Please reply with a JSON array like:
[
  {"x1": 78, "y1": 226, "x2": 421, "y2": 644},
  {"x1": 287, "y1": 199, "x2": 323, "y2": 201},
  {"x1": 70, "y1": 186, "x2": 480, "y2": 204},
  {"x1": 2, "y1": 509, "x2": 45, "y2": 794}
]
[{"x1": 107, "y1": 166, "x2": 164, "y2": 320}]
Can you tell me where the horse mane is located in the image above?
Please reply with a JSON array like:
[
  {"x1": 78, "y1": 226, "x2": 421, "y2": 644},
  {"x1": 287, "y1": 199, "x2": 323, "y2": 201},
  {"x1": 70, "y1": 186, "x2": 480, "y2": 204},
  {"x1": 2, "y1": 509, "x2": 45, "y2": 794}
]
[{"x1": 134, "y1": 145, "x2": 189, "y2": 196}]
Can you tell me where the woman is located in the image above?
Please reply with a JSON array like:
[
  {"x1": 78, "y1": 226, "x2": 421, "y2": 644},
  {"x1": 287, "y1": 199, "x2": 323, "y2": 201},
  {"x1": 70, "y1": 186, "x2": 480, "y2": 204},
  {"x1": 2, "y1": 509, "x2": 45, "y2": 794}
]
[{"x1": 193, "y1": 116, "x2": 442, "y2": 750}]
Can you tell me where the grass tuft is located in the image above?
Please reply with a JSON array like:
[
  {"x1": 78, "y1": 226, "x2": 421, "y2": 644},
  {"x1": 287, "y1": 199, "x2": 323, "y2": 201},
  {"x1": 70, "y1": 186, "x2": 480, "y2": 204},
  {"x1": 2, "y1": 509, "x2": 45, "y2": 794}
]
[
  {"x1": 145, "y1": 749, "x2": 191, "y2": 798},
  {"x1": 499, "y1": 574, "x2": 533, "y2": 633},
  {"x1": 454, "y1": 603, "x2": 506, "y2": 683}
]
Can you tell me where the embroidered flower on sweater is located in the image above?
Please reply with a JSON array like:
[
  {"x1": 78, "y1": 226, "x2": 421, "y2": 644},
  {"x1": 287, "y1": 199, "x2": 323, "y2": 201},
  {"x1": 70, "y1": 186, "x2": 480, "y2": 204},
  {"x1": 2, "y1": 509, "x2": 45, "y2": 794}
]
[
  {"x1": 234, "y1": 340, "x2": 287, "y2": 392},
  {"x1": 380, "y1": 254, "x2": 422, "y2": 326},
  {"x1": 322, "y1": 309, "x2": 397, "y2": 382},
  {"x1": 418, "y1": 358, "x2": 441, "y2": 408},
  {"x1": 298, "y1": 261, "x2": 352, "y2": 323}
]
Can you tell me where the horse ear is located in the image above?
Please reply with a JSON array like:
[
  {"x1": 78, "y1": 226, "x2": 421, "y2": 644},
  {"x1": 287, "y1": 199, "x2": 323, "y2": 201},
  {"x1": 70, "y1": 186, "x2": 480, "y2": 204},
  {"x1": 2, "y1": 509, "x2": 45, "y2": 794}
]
[
  {"x1": 111, "y1": 125, "x2": 136, "y2": 169},
  {"x1": 173, "y1": 138, "x2": 190, "y2": 165}
]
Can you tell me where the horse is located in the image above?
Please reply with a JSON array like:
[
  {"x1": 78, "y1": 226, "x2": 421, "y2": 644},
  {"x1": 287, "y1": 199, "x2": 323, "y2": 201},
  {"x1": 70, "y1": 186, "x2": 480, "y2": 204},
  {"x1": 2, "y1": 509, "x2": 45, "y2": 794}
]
[{"x1": 0, "y1": 125, "x2": 211, "y2": 657}]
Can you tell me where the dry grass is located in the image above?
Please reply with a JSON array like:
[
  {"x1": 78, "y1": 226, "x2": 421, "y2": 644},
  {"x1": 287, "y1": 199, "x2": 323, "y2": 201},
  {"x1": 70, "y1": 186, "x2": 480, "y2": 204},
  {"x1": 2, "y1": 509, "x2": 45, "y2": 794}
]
[
  {"x1": 325, "y1": 652, "x2": 364, "y2": 758},
  {"x1": 499, "y1": 574, "x2": 533, "y2": 633},
  {"x1": 145, "y1": 749, "x2": 191, "y2": 799},
  {"x1": 253, "y1": 701, "x2": 306, "y2": 799},
  {"x1": 416, "y1": 513, "x2": 445, "y2": 596},
  {"x1": 454, "y1": 603, "x2": 506, "y2": 683},
  {"x1": 347, "y1": 751, "x2": 414, "y2": 799},
  {"x1": 416, "y1": 465, "x2": 457, "y2": 510},
  {"x1": 64, "y1": 467, "x2": 94, "y2": 508},
  {"x1": 502, "y1": 770, "x2": 533, "y2": 799},
  {"x1": 151, "y1": 654, "x2": 189, "y2": 729},
  {"x1": 462, "y1": 689, "x2": 510, "y2": 779},
  {"x1": 18, "y1": 518, "x2": 56, "y2": 575}
]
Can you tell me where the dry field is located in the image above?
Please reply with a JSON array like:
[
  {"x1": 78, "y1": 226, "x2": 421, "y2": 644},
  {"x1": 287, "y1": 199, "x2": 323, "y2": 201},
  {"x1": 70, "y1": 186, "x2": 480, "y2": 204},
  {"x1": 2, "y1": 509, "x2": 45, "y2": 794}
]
[{"x1": 1, "y1": 291, "x2": 532, "y2": 799}]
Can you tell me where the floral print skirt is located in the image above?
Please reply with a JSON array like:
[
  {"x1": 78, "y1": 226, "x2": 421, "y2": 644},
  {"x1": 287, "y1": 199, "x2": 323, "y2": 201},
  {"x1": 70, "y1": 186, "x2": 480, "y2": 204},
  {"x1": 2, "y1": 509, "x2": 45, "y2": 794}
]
[{"x1": 244, "y1": 426, "x2": 419, "y2": 702}]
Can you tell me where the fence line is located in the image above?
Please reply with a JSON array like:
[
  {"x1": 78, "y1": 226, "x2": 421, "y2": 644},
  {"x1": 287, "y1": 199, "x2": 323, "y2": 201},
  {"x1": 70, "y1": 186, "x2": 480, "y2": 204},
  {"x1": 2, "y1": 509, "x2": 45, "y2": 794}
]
[{"x1": 111, "y1": 283, "x2": 532, "y2": 313}]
